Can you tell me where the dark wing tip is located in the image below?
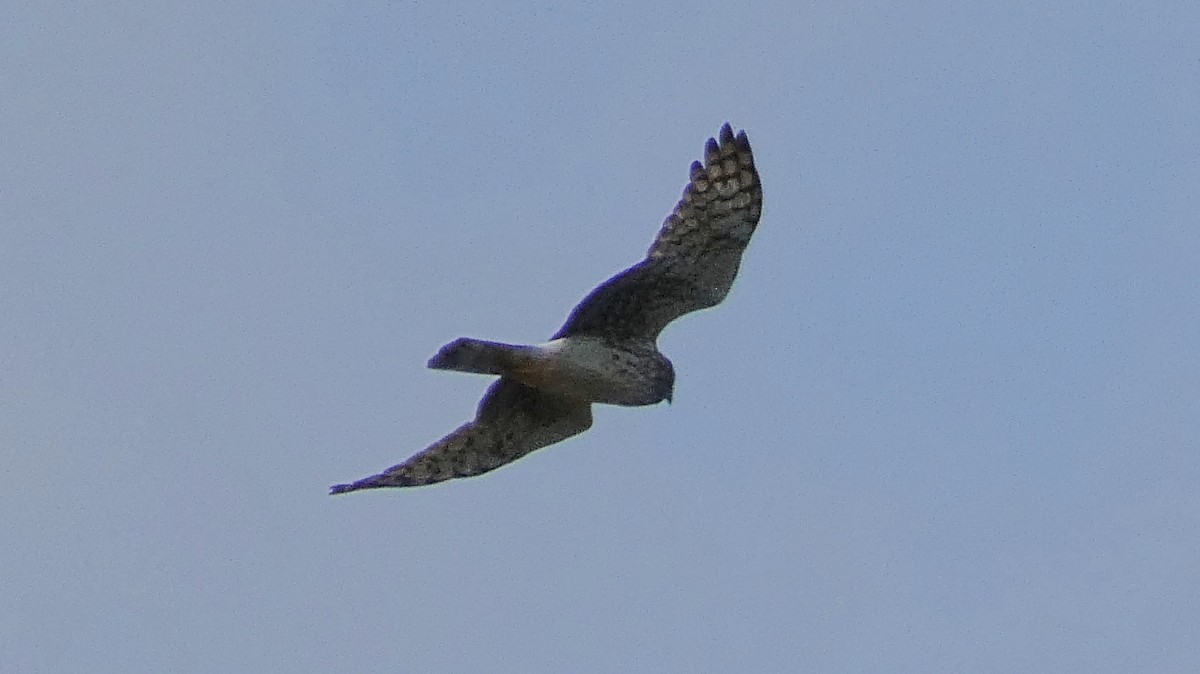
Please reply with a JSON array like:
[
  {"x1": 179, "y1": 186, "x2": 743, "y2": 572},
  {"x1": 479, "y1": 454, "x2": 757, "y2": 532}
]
[
  {"x1": 329, "y1": 475, "x2": 386, "y2": 495},
  {"x1": 714, "y1": 123, "x2": 752, "y2": 160},
  {"x1": 714, "y1": 124, "x2": 755, "y2": 171}
]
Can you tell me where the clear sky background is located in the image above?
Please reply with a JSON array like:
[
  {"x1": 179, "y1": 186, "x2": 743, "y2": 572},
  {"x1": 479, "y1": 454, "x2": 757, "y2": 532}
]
[{"x1": 3, "y1": 2, "x2": 1198, "y2": 672}]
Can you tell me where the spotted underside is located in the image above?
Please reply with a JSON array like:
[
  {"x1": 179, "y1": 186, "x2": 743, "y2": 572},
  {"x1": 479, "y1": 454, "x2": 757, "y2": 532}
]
[{"x1": 330, "y1": 380, "x2": 591, "y2": 493}]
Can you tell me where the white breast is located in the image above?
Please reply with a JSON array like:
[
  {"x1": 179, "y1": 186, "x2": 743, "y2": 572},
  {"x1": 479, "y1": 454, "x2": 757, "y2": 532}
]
[{"x1": 530, "y1": 337, "x2": 666, "y2": 406}]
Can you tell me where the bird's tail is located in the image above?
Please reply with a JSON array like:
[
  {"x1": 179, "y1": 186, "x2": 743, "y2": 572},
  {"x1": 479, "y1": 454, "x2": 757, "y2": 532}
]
[{"x1": 427, "y1": 337, "x2": 522, "y2": 375}]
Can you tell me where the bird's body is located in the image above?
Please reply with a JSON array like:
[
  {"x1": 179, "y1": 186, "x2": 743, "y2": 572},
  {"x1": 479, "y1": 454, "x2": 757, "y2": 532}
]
[
  {"x1": 429, "y1": 336, "x2": 673, "y2": 407},
  {"x1": 331, "y1": 123, "x2": 762, "y2": 494}
]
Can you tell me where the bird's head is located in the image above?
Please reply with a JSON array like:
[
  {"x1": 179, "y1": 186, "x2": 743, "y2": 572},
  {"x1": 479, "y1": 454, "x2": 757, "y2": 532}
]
[{"x1": 657, "y1": 356, "x2": 676, "y2": 405}]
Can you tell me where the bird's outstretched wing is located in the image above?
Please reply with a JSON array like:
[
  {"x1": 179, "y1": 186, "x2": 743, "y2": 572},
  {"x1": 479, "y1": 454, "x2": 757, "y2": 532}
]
[
  {"x1": 553, "y1": 123, "x2": 762, "y2": 341},
  {"x1": 330, "y1": 380, "x2": 592, "y2": 494}
]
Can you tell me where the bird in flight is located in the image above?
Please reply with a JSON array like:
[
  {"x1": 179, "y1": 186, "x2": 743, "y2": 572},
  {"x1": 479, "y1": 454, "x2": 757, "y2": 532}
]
[{"x1": 331, "y1": 123, "x2": 763, "y2": 494}]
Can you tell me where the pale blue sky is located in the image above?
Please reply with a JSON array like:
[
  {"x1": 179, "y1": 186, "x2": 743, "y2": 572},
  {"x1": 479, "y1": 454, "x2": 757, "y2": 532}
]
[{"x1": 3, "y1": 2, "x2": 1198, "y2": 672}]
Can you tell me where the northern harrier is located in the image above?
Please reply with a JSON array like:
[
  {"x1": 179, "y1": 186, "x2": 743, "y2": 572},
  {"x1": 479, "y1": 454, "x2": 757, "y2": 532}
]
[{"x1": 331, "y1": 124, "x2": 762, "y2": 494}]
